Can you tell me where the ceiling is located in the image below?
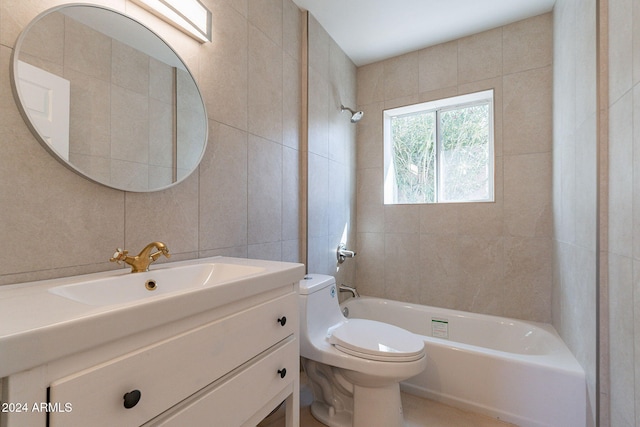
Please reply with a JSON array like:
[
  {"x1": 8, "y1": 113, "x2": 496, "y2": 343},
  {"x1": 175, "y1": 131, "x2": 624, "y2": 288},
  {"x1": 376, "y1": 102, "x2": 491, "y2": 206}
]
[{"x1": 291, "y1": 0, "x2": 556, "y2": 66}]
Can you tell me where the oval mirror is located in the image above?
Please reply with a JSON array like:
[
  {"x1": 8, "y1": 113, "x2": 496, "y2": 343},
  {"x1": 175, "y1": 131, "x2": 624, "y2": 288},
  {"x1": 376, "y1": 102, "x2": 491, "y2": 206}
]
[{"x1": 11, "y1": 4, "x2": 208, "y2": 192}]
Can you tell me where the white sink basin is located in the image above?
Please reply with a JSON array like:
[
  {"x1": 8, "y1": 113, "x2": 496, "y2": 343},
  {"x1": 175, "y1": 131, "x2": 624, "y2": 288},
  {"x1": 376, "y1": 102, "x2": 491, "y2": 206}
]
[{"x1": 48, "y1": 263, "x2": 265, "y2": 306}]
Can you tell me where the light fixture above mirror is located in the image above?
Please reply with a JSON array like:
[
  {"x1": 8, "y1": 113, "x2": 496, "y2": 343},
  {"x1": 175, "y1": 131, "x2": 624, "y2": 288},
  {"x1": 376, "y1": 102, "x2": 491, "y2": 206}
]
[{"x1": 131, "y1": 0, "x2": 212, "y2": 43}]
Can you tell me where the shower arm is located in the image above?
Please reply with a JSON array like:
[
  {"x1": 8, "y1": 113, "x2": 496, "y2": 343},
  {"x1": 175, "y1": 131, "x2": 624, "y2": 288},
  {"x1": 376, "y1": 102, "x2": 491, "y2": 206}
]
[
  {"x1": 341, "y1": 105, "x2": 357, "y2": 115},
  {"x1": 340, "y1": 104, "x2": 364, "y2": 123}
]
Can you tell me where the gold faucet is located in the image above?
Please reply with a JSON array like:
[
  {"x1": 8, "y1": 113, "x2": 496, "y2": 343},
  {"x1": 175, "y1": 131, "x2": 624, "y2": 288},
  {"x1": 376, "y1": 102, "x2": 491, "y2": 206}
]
[{"x1": 110, "y1": 241, "x2": 171, "y2": 273}]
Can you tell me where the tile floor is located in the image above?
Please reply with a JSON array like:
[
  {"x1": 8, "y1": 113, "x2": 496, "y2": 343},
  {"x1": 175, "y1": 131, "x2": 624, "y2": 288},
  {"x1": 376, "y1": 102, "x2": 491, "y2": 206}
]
[{"x1": 258, "y1": 373, "x2": 515, "y2": 427}]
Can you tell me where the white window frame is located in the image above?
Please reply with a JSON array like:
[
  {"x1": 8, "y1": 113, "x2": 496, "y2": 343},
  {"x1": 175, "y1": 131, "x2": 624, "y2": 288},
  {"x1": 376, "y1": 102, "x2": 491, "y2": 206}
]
[{"x1": 383, "y1": 89, "x2": 495, "y2": 204}]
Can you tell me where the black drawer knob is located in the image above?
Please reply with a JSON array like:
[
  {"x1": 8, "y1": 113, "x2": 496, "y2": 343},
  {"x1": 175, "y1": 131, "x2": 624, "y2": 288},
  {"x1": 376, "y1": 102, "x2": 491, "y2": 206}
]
[
  {"x1": 277, "y1": 368, "x2": 287, "y2": 379},
  {"x1": 123, "y1": 389, "x2": 141, "y2": 409},
  {"x1": 277, "y1": 316, "x2": 287, "y2": 326}
]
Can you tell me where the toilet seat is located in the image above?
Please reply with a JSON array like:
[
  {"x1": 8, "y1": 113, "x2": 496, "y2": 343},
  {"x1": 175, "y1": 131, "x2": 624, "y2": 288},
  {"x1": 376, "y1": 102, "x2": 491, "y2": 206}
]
[{"x1": 328, "y1": 319, "x2": 424, "y2": 362}]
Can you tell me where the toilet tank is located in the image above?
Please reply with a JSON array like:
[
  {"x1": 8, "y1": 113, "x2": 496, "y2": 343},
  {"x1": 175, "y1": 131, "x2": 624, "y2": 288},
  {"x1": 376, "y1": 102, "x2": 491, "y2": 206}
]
[
  {"x1": 298, "y1": 274, "x2": 336, "y2": 296},
  {"x1": 299, "y1": 274, "x2": 346, "y2": 358}
]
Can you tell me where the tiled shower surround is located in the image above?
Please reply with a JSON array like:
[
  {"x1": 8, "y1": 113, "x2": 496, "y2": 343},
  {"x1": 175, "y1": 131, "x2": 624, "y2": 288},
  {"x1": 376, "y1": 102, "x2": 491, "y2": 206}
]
[
  {"x1": 553, "y1": 0, "x2": 597, "y2": 425},
  {"x1": 354, "y1": 14, "x2": 554, "y2": 323},
  {"x1": 305, "y1": 14, "x2": 357, "y2": 286}
]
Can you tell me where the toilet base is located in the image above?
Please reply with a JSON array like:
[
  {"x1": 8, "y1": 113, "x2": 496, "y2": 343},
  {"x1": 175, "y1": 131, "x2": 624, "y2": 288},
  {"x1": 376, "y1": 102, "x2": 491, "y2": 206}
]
[
  {"x1": 304, "y1": 359, "x2": 407, "y2": 427},
  {"x1": 309, "y1": 383, "x2": 404, "y2": 427},
  {"x1": 352, "y1": 383, "x2": 403, "y2": 427},
  {"x1": 310, "y1": 401, "x2": 352, "y2": 427}
]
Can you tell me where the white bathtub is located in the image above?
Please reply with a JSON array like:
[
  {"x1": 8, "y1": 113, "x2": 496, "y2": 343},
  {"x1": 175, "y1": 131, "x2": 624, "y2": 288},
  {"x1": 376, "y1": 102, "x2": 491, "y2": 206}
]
[{"x1": 341, "y1": 296, "x2": 586, "y2": 427}]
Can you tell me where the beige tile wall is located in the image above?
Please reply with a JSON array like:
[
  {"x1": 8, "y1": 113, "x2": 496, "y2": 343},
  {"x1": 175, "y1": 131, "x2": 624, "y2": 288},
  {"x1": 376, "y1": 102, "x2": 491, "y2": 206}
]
[
  {"x1": 355, "y1": 13, "x2": 553, "y2": 323},
  {"x1": 607, "y1": 0, "x2": 640, "y2": 424},
  {"x1": 552, "y1": 0, "x2": 598, "y2": 425},
  {"x1": 0, "y1": 0, "x2": 303, "y2": 285},
  {"x1": 306, "y1": 14, "x2": 357, "y2": 285}
]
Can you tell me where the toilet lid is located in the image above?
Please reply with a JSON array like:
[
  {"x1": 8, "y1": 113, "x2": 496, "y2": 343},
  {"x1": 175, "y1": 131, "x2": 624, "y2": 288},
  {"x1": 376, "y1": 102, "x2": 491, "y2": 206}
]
[{"x1": 328, "y1": 319, "x2": 425, "y2": 362}]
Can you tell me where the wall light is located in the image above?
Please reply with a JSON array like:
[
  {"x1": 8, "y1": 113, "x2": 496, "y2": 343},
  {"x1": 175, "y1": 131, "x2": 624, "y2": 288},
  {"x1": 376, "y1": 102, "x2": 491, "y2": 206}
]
[{"x1": 131, "y1": 0, "x2": 212, "y2": 43}]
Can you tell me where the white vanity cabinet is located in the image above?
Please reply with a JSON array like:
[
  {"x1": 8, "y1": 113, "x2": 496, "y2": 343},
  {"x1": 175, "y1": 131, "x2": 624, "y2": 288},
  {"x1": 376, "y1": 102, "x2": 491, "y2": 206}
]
[
  {"x1": 0, "y1": 258, "x2": 303, "y2": 427},
  {"x1": 49, "y1": 292, "x2": 298, "y2": 427}
]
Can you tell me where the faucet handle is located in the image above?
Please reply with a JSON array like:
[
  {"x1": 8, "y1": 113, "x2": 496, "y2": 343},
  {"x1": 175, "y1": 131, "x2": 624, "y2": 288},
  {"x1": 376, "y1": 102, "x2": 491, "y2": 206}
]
[
  {"x1": 149, "y1": 244, "x2": 170, "y2": 262},
  {"x1": 337, "y1": 243, "x2": 356, "y2": 264},
  {"x1": 110, "y1": 248, "x2": 129, "y2": 264}
]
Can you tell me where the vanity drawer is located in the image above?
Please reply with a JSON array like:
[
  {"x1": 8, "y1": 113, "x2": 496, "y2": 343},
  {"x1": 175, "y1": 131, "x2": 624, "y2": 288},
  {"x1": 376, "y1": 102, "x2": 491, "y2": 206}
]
[
  {"x1": 48, "y1": 291, "x2": 297, "y2": 427},
  {"x1": 147, "y1": 336, "x2": 298, "y2": 426}
]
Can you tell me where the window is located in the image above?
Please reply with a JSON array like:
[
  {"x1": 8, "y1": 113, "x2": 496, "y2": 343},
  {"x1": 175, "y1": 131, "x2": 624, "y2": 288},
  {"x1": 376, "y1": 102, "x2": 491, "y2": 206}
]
[{"x1": 383, "y1": 90, "x2": 494, "y2": 204}]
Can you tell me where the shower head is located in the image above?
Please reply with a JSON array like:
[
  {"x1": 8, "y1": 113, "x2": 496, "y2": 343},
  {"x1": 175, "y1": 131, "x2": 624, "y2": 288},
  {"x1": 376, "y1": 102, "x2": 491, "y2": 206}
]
[{"x1": 341, "y1": 105, "x2": 364, "y2": 123}]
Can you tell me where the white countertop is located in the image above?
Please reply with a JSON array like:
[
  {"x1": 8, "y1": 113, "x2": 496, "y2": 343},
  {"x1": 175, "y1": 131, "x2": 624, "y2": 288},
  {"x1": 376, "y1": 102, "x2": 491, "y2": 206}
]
[{"x1": 0, "y1": 256, "x2": 305, "y2": 378}]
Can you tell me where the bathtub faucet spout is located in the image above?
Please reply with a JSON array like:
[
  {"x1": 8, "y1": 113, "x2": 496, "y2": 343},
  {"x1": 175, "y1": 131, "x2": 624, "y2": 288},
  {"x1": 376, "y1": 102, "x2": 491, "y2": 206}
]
[{"x1": 339, "y1": 284, "x2": 359, "y2": 298}]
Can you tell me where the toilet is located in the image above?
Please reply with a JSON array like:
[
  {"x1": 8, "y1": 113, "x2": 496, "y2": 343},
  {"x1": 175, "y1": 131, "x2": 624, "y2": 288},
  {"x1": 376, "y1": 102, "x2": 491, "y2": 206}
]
[{"x1": 299, "y1": 274, "x2": 426, "y2": 427}]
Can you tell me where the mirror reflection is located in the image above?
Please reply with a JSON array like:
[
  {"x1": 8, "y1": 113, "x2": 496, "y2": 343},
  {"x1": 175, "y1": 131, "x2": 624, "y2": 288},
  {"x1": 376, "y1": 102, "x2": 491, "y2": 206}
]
[{"x1": 12, "y1": 5, "x2": 207, "y2": 192}]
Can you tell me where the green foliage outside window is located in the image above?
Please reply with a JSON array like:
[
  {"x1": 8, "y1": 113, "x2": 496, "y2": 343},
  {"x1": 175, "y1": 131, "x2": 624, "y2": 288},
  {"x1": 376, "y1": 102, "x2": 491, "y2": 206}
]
[
  {"x1": 390, "y1": 112, "x2": 436, "y2": 203},
  {"x1": 390, "y1": 101, "x2": 491, "y2": 203},
  {"x1": 440, "y1": 104, "x2": 490, "y2": 202}
]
